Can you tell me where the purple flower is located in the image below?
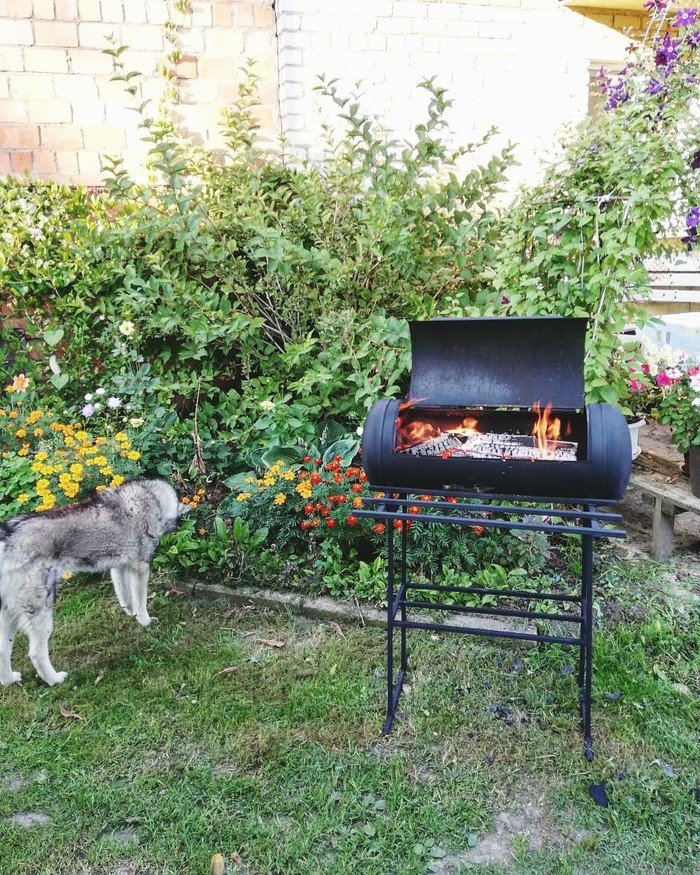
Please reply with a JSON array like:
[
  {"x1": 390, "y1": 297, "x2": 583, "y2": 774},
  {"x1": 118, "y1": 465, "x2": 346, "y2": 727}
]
[
  {"x1": 107, "y1": 396, "x2": 121, "y2": 409},
  {"x1": 643, "y1": 0, "x2": 667, "y2": 10},
  {"x1": 674, "y1": 8, "x2": 698, "y2": 28},
  {"x1": 655, "y1": 33, "x2": 680, "y2": 68},
  {"x1": 604, "y1": 80, "x2": 629, "y2": 110},
  {"x1": 82, "y1": 403, "x2": 95, "y2": 417},
  {"x1": 692, "y1": 150, "x2": 700, "y2": 170},
  {"x1": 687, "y1": 206, "x2": 700, "y2": 229},
  {"x1": 645, "y1": 77, "x2": 664, "y2": 95}
]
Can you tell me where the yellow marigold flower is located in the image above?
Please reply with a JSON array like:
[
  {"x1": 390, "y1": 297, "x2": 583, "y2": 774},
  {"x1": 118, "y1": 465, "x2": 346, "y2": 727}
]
[
  {"x1": 27, "y1": 410, "x2": 42, "y2": 424},
  {"x1": 31, "y1": 462, "x2": 43, "y2": 473},
  {"x1": 295, "y1": 482, "x2": 313, "y2": 499},
  {"x1": 64, "y1": 435, "x2": 75, "y2": 446},
  {"x1": 75, "y1": 431, "x2": 89, "y2": 441},
  {"x1": 236, "y1": 492, "x2": 252, "y2": 502},
  {"x1": 197, "y1": 488, "x2": 206, "y2": 496},
  {"x1": 95, "y1": 436, "x2": 107, "y2": 446},
  {"x1": 96, "y1": 484, "x2": 106, "y2": 492},
  {"x1": 62, "y1": 572, "x2": 73, "y2": 580},
  {"x1": 119, "y1": 440, "x2": 132, "y2": 450},
  {"x1": 0, "y1": 409, "x2": 5, "y2": 416},
  {"x1": 282, "y1": 471, "x2": 295, "y2": 481},
  {"x1": 33, "y1": 428, "x2": 43, "y2": 437},
  {"x1": 353, "y1": 496, "x2": 363, "y2": 509},
  {"x1": 17, "y1": 444, "x2": 30, "y2": 457},
  {"x1": 15, "y1": 428, "x2": 27, "y2": 438},
  {"x1": 99, "y1": 467, "x2": 113, "y2": 476},
  {"x1": 114, "y1": 432, "x2": 128, "y2": 442},
  {"x1": 1, "y1": 452, "x2": 8, "y2": 459},
  {"x1": 93, "y1": 455, "x2": 109, "y2": 466},
  {"x1": 126, "y1": 450, "x2": 141, "y2": 461},
  {"x1": 36, "y1": 478, "x2": 51, "y2": 492},
  {"x1": 36, "y1": 494, "x2": 56, "y2": 511},
  {"x1": 8, "y1": 411, "x2": 18, "y2": 419},
  {"x1": 245, "y1": 476, "x2": 255, "y2": 485},
  {"x1": 110, "y1": 475, "x2": 126, "y2": 487},
  {"x1": 18, "y1": 493, "x2": 30, "y2": 503},
  {"x1": 70, "y1": 463, "x2": 84, "y2": 476},
  {"x1": 273, "y1": 492, "x2": 287, "y2": 506},
  {"x1": 35, "y1": 451, "x2": 48, "y2": 462}
]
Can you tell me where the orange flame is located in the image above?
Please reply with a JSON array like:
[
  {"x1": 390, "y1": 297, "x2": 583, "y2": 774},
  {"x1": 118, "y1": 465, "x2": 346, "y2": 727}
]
[{"x1": 531, "y1": 401, "x2": 562, "y2": 458}]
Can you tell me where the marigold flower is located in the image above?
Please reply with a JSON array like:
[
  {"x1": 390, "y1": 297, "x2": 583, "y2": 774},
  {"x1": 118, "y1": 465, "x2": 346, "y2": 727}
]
[
  {"x1": 273, "y1": 492, "x2": 287, "y2": 506},
  {"x1": 352, "y1": 497, "x2": 363, "y2": 509},
  {"x1": 126, "y1": 450, "x2": 141, "y2": 461},
  {"x1": 373, "y1": 522, "x2": 386, "y2": 535},
  {"x1": 114, "y1": 432, "x2": 128, "y2": 441},
  {"x1": 310, "y1": 473, "x2": 322, "y2": 485},
  {"x1": 119, "y1": 320, "x2": 135, "y2": 337},
  {"x1": 325, "y1": 518, "x2": 337, "y2": 528},
  {"x1": 17, "y1": 444, "x2": 30, "y2": 457},
  {"x1": 236, "y1": 492, "x2": 252, "y2": 502},
  {"x1": 18, "y1": 493, "x2": 30, "y2": 504},
  {"x1": 346, "y1": 514, "x2": 358, "y2": 526},
  {"x1": 110, "y1": 475, "x2": 125, "y2": 487}
]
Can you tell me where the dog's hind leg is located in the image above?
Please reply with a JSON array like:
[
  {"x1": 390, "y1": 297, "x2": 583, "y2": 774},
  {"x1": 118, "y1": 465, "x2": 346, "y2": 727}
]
[
  {"x1": 26, "y1": 607, "x2": 67, "y2": 686},
  {"x1": 24, "y1": 568, "x2": 67, "y2": 686},
  {"x1": 0, "y1": 598, "x2": 22, "y2": 686},
  {"x1": 127, "y1": 561, "x2": 153, "y2": 627},
  {"x1": 111, "y1": 567, "x2": 135, "y2": 616}
]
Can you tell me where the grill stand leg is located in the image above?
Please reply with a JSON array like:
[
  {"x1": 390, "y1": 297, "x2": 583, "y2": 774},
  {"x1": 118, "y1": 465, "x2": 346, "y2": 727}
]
[
  {"x1": 383, "y1": 519, "x2": 408, "y2": 735},
  {"x1": 578, "y1": 521, "x2": 595, "y2": 761}
]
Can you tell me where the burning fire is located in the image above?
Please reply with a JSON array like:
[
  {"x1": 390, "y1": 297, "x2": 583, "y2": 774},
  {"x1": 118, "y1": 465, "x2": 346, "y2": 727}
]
[
  {"x1": 395, "y1": 402, "x2": 576, "y2": 462},
  {"x1": 531, "y1": 401, "x2": 572, "y2": 458}
]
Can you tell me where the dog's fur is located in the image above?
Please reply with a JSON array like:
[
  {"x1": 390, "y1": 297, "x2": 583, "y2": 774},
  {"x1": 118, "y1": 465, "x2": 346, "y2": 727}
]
[{"x1": 0, "y1": 479, "x2": 190, "y2": 687}]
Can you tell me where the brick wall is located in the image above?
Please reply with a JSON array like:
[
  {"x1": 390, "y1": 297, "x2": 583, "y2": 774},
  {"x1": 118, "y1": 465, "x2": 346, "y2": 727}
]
[
  {"x1": 1, "y1": 0, "x2": 633, "y2": 189},
  {"x1": 276, "y1": 0, "x2": 632, "y2": 190},
  {"x1": 0, "y1": 0, "x2": 278, "y2": 185}
]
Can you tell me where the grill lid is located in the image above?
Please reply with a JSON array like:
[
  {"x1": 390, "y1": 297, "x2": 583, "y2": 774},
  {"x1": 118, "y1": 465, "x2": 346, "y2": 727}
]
[{"x1": 408, "y1": 317, "x2": 587, "y2": 409}]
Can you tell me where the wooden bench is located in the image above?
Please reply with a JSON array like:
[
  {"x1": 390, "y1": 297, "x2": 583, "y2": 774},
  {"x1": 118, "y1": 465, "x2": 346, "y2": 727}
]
[{"x1": 629, "y1": 472, "x2": 700, "y2": 559}]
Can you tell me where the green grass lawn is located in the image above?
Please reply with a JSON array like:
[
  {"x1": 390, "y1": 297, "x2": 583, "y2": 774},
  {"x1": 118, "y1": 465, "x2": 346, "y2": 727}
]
[{"x1": 1, "y1": 558, "x2": 699, "y2": 875}]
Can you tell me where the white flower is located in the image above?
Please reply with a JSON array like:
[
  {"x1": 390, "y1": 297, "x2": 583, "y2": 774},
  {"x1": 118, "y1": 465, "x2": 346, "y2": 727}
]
[
  {"x1": 84, "y1": 393, "x2": 93, "y2": 402},
  {"x1": 259, "y1": 399, "x2": 275, "y2": 412},
  {"x1": 129, "y1": 417, "x2": 144, "y2": 428},
  {"x1": 356, "y1": 426, "x2": 364, "y2": 436},
  {"x1": 93, "y1": 402, "x2": 101, "y2": 411},
  {"x1": 692, "y1": 397, "x2": 700, "y2": 408},
  {"x1": 119, "y1": 320, "x2": 135, "y2": 337},
  {"x1": 107, "y1": 396, "x2": 121, "y2": 409},
  {"x1": 95, "y1": 387, "x2": 105, "y2": 396}
]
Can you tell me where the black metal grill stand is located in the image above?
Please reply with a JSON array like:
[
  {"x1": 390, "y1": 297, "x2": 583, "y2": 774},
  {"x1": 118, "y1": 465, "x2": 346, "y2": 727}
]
[{"x1": 356, "y1": 486, "x2": 626, "y2": 761}]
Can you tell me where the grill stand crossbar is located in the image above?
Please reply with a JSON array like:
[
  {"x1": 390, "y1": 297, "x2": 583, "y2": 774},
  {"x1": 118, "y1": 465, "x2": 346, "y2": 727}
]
[{"x1": 355, "y1": 486, "x2": 626, "y2": 761}]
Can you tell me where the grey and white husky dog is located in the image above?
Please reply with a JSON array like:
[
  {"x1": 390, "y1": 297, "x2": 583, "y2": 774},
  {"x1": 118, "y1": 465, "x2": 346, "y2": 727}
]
[{"x1": 0, "y1": 479, "x2": 190, "y2": 687}]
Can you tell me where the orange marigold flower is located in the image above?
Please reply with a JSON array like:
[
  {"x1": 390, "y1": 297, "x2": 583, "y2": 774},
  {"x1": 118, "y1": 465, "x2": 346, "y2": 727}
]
[{"x1": 372, "y1": 522, "x2": 386, "y2": 535}]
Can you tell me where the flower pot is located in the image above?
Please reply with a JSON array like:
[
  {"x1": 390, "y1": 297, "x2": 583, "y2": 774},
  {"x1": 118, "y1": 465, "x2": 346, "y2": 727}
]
[
  {"x1": 627, "y1": 417, "x2": 646, "y2": 461},
  {"x1": 688, "y1": 445, "x2": 700, "y2": 498}
]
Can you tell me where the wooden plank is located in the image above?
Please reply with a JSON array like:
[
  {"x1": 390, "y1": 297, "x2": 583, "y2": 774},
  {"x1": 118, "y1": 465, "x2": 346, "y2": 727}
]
[{"x1": 629, "y1": 473, "x2": 700, "y2": 516}]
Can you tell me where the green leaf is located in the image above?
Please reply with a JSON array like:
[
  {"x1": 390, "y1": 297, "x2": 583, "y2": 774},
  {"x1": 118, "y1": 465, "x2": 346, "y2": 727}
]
[
  {"x1": 43, "y1": 328, "x2": 65, "y2": 347},
  {"x1": 261, "y1": 446, "x2": 305, "y2": 468}
]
